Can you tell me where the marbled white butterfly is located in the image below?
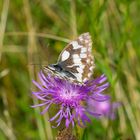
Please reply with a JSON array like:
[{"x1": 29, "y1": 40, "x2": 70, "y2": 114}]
[{"x1": 44, "y1": 32, "x2": 95, "y2": 83}]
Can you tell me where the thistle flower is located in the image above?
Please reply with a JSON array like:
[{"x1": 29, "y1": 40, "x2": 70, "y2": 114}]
[
  {"x1": 87, "y1": 99, "x2": 120, "y2": 119},
  {"x1": 32, "y1": 71, "x2": 112, "y2": 128}
]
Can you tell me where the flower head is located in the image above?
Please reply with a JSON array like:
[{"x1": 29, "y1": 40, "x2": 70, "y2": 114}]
[
  {"x1": 87, "y1": 98, "x2": 120, "y2": 119},
  {"x1": 32, "y1": 71, "x2": 114, "y2": 128}
]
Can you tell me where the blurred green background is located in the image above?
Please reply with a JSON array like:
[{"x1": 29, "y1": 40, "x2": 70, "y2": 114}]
[{"x1": 0, "y1": 0, "x2": 140, "y2": 140}]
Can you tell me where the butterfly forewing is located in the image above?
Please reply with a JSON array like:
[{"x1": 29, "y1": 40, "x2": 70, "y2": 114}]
[{"x1": 57, "y1": 32, "x2": 95, "y2": 83}]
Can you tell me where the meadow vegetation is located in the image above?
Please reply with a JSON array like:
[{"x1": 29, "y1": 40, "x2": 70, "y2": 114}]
[{"x1": 0, "y1": 0, "x2": 140, "y2": 140}]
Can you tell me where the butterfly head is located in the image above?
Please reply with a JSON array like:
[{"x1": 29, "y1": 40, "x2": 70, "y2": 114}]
[
  {"x1": 48, "y1": 64, "x2": 62, "y2": 72},
  {"x1": 44, "y1": 64, "x2": 64, "y2": 79}
]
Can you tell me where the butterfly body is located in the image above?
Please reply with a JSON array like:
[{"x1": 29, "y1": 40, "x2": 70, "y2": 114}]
[
  {"x1": 46, "y1": 63, "x2": 77, "y2": 80},
  {"x1": 44, "y1": 32, "x2": 95, "y2": 83}
]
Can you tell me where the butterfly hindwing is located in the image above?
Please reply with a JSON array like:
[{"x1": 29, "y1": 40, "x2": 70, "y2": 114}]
[{"x1": 57, "y1": 32, "x2": 95, "y2": 82}]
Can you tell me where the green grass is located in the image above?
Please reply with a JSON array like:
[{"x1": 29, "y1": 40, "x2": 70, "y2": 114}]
[{"x1": 0, "y1": 0, "x2": 140, "y2": 139}]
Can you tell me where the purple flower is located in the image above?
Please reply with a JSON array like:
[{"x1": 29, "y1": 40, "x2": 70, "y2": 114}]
[
  {"x1": 87, "y1": 99, "x2": 120, "y2": 119},
  {"x1": 32, "y1": 71, "x2": 113, "y2": 128}
]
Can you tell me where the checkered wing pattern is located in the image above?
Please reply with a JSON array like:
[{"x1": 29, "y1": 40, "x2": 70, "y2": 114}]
[{"x1": 57, "y1": 32, "x2": 95, "y2": 82}]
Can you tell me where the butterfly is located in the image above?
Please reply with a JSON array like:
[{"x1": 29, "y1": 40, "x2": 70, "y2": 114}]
[{"x1": 44, "y1": 32, "x2": 95, "y2": 83}]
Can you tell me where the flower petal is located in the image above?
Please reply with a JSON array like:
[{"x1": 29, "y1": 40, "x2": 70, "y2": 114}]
[
  {"x1": 31, "y1": 101, "x2": 50, "y2": 108},
  {"x1": 40, "y1": 102, "x2": 52, "y2": 114},
  {"x1": 91, "y1": 93, "x2": 110, "y2": 101},
  {"x1": 49, "y1": 109, "x2": 62, "y2": 122}
]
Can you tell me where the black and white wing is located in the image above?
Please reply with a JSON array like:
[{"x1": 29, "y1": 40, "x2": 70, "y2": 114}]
[{"x1": 57, "y1": 32, "x2": 95, "y2": 83}]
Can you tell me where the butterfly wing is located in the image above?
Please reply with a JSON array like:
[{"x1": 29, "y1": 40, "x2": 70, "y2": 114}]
[{"x1": 57, "y1": 32, "x2": 95, "y2": 83}]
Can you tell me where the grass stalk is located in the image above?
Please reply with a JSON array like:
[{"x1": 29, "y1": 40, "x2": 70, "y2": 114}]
[
  {"x1": 23, "y1": 0, "x2": 46, "y2": 139},
  {"x1": 0, "y1": 0, "x2": 9, "y2": 62}
]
